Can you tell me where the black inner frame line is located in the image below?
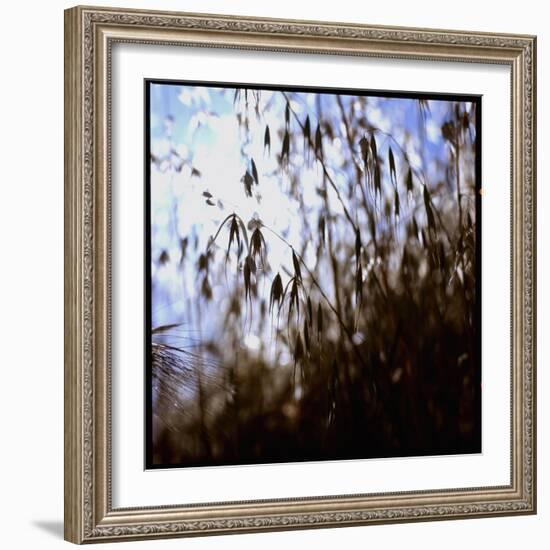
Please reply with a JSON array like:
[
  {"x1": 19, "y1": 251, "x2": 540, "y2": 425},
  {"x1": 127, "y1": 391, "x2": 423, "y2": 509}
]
[{"x1": 144, "y1": 78, "x2": 482, "y2": 470}]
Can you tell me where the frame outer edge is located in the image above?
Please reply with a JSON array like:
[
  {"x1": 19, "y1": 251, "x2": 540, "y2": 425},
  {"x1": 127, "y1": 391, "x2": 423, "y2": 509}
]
[
  {"x1": 65, "y1": 5, "x2": 537, "y2": 543},
  {"x1": 64, "y1": 6, "x2": 85, "y2": 545},
  {"x1": 525, "y1": 35, "x2": 537, "y2": 513},
  {"x1": 532, "y1": 35, "x2": 537, "y2": 515}
]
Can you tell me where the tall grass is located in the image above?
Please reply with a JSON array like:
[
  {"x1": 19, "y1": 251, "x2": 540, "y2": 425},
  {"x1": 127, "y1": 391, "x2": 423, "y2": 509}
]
[{"x1": 149, "y1": 86, "x2": 480, "y2": 467}]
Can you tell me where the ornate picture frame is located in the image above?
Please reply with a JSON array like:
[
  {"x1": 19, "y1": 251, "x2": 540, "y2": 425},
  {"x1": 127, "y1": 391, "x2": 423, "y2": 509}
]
[{"x1": 64, "y1": 5, "x2": 536, "y2": 543}]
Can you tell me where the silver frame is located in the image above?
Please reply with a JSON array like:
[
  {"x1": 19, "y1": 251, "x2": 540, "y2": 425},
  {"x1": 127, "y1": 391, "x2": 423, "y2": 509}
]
[{"x1": 64, "y1": 5, "x2": 536, "y2": 543}]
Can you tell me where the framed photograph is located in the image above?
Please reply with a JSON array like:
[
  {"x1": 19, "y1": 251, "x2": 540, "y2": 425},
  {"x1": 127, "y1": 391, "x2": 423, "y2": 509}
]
[{"x1": 64, "y1": 5, "x2": 537, "y2": 543}]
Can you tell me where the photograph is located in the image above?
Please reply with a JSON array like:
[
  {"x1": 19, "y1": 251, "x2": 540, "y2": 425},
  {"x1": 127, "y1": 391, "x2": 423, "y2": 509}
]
[
  {"x1": 61, "y1": 5, "x2": 537, "y2": 543},
  {"x1": 146, "y1": 81, "x2": 482, "y2": 468}
]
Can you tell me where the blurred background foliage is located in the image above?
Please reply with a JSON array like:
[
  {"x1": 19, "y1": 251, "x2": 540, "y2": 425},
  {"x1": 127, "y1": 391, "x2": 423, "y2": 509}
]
[{"x1": 148, "y1": 82, "x2": 480, "y2": 467}]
